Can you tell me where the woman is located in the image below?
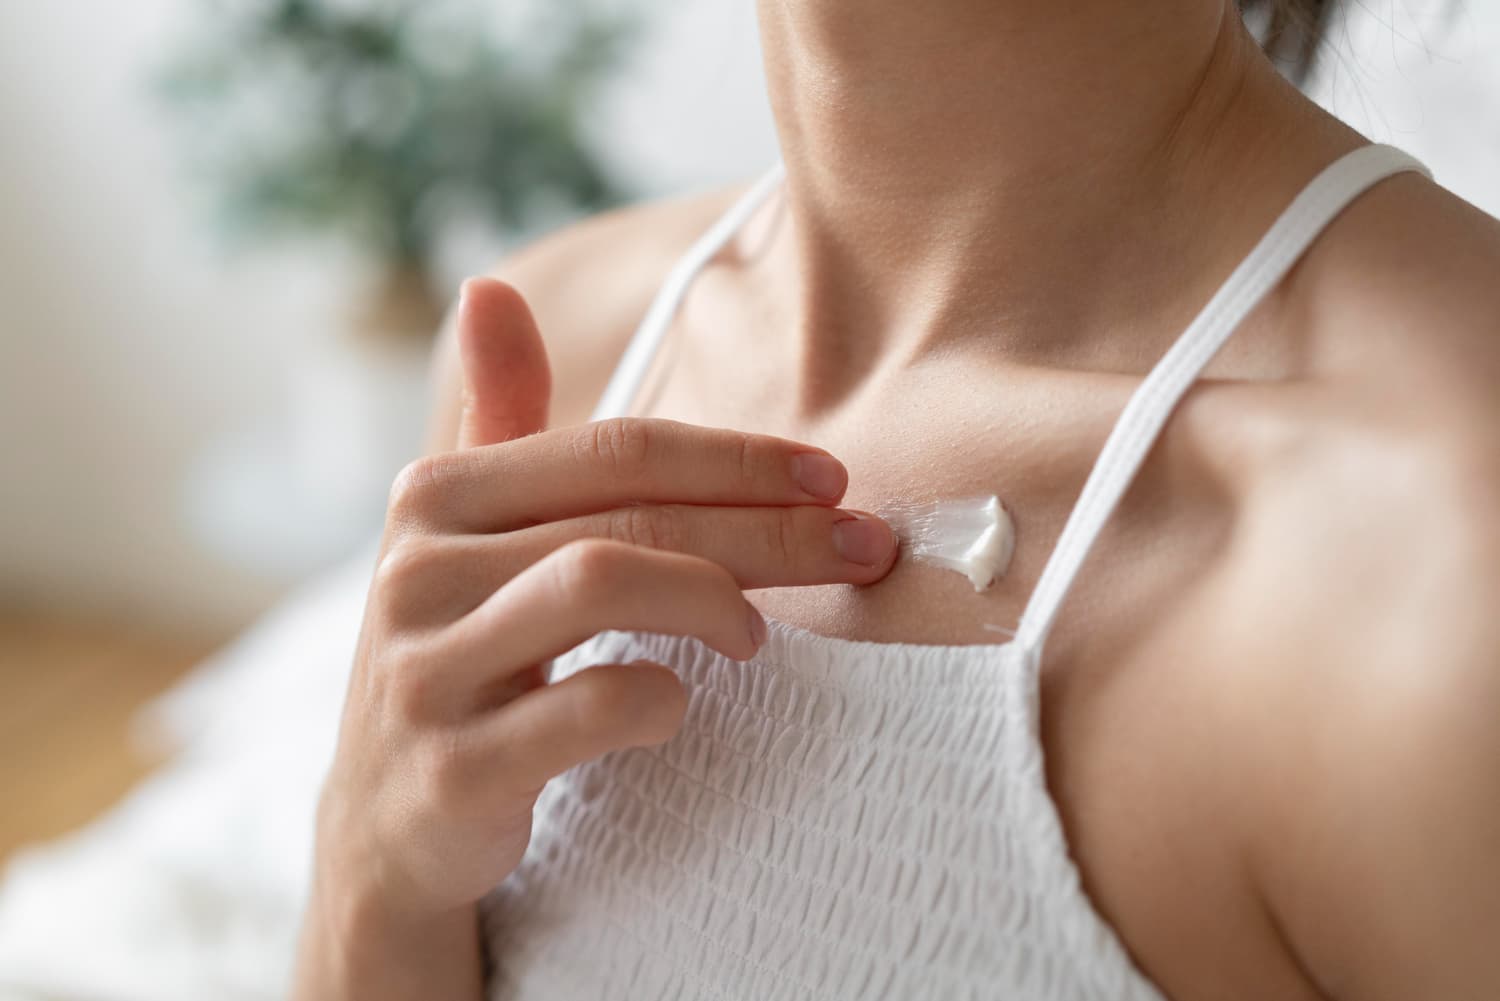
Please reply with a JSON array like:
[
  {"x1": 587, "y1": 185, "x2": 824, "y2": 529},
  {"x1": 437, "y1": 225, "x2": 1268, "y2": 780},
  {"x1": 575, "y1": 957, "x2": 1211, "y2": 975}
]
[{"x1": 294, "y1": 2, "x2": 1500, "y2": 999}]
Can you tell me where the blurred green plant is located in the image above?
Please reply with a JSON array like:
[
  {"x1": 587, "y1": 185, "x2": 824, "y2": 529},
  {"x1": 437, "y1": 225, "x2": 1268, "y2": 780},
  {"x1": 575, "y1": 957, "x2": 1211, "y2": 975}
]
[{"x1": 159, "y1": 0, "x2": 636, "y2": 294}]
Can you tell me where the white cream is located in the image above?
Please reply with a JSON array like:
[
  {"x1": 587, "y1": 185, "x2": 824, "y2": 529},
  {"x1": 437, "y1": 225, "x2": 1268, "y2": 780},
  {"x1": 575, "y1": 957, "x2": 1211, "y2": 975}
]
[{"x1": 879, "y1": 494, "x2": 1016, "y2": 592}]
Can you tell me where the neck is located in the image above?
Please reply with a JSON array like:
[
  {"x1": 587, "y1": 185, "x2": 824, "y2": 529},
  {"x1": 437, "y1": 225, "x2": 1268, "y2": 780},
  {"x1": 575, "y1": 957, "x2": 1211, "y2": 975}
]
[{"x1": 753, "y1": 0, "x2": 1353, "y2": 411}]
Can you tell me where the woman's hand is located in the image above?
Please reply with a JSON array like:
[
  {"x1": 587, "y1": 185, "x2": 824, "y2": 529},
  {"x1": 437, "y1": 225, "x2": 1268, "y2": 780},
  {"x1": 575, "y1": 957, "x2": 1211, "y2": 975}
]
[{"x1": 292, "y1": 278, "x2": 897, "y2": 1000}]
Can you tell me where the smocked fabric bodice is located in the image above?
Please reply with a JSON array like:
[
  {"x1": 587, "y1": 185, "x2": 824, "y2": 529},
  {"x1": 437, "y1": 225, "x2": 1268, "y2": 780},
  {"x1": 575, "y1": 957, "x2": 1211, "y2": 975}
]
[{"x1": 483, "y1": 621, "x2": 1167, "y2": 1000}]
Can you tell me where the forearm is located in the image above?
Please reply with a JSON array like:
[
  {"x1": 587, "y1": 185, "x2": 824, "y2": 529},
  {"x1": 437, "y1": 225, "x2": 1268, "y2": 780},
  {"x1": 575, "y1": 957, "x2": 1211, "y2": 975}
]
[{"x1": 291, "y1": 879, "x2": 485, "y2": 1001}]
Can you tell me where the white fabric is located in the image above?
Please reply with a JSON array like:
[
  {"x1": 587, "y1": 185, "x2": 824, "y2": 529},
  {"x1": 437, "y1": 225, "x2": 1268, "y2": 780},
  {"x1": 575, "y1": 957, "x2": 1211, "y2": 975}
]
[{"x1": 481, "y1": 144, "x2": 1429, "y2": 1001}]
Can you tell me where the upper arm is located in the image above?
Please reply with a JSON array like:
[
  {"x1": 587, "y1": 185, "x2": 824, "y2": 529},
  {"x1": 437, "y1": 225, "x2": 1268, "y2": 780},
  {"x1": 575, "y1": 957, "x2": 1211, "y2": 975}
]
[
  {"x1": 424, "y1": 187, "x2": 746, "y2": 453},
  {"x1": 1257, "y1": 446, "x2": 1500, "y2": 1001},
  {"x1": 1245, "y1": 179, "x2": 1500, "y2": 997}
]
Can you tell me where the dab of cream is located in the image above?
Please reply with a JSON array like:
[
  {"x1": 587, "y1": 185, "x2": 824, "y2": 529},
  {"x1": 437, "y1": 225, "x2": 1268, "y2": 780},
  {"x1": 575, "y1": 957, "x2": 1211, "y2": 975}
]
[{"x1": 880, "y1": 495, "x2": 1015, "y2": 592}]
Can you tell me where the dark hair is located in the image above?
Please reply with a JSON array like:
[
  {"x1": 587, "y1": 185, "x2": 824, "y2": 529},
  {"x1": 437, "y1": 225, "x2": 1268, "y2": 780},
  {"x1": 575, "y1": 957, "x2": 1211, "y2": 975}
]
[{"x1": 1239, "y1": 0, "x2": 1340, "y2": 84}]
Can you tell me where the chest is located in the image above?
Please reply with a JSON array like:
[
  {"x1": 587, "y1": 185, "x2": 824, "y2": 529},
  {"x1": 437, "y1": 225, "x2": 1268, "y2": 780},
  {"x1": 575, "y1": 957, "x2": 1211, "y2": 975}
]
[{"x1": 629, "y1": 326, "x2": 1330, "y2": 1000}]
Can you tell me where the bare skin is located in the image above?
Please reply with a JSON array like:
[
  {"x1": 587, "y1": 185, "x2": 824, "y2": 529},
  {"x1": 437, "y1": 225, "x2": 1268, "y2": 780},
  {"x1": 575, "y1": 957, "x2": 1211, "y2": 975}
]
[{"x1": 304, "y1": 0, "x2": 1500, "y2": 998}]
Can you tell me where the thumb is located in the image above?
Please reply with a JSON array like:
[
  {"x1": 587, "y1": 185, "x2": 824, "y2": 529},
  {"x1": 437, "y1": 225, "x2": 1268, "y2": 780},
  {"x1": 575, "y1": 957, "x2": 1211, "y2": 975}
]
[{"x1": 455, "y1": 277, "x2": 552, "y2": 450}]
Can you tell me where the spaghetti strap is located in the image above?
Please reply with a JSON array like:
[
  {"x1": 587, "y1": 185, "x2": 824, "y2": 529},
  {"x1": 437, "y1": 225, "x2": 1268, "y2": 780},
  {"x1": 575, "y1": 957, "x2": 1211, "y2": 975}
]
[
  {"x1": 1011, "y1": 143, "x2": 1432, "y2": 665},
  {"x1": 591, "y1": 162, "x2": 787, "y2": 421}
]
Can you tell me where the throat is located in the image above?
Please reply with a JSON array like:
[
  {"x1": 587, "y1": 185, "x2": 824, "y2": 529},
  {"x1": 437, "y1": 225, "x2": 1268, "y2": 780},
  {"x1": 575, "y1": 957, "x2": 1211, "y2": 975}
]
[{"x1": 750, "y1": 0, "x2": 1355, "y2": 414}]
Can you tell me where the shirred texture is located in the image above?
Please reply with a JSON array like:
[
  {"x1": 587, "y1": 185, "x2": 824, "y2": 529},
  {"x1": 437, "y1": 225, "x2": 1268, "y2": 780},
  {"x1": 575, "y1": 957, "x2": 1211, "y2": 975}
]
[{"x1": 483, "y1": 624, "x2": 1166, "y2": 1001}]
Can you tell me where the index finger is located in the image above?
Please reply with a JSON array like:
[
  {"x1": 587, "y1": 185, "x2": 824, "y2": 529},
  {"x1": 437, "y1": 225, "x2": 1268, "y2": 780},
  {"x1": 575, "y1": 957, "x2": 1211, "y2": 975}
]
[{"x1": 391, "y1": 417, "x2": 850, "y2": 533}]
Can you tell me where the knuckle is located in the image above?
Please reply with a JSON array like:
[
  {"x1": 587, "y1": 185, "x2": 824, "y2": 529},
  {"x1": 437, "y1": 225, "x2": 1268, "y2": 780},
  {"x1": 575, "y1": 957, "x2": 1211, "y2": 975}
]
[
  {"x1": 546, "y1": 538, "x2": 633, "y2": 601},
  {"x1": 765, "y1": 508, "x2": 801, "y2": 566},
  {"x1": 374, "y1": 634, "x2": 441, "y2": 721},
  {"x1": 566, "y1": 673, "x2": 623, "y2": 734},
  {"x1": 372, "y1": 538, "x2": 478, "y2": 630},
  {"x1": 372, "y1": 540, "x2": 453, "y2": 618},
  {"x1": 414, "y1": 731, "x2": 470, "y2": 810},
  {"x1": 388, "y1": 457, "x2": 436, "y2": 513},
  {"x1": 372, "y1": 538, "x2": 441, "y2": 596},
  {"x1": 388, "y1": 454, "x2": 456, "y2": 520},
  {"x1": 567, "y1": 666, "x2": 687, "y2": 753},
  {"x1": 609, "y1": 505, "x2": 681, "y2": 552},
  {"x1": 735, "y1": 433, "x2": 757, "y2": 485},
  {"x1": 586, "y1": 418, "x2": 654, "y2": 479}
]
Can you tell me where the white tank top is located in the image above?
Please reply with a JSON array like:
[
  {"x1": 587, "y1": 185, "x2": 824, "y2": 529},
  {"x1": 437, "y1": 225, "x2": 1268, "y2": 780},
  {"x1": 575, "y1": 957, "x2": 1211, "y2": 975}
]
[{"x1": 483, "y1": 144, "x2": 1430, "y2": 1000}]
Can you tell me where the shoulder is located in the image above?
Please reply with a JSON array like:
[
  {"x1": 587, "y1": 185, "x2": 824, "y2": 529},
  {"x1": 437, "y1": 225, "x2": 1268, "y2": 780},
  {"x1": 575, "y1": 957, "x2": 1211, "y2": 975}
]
[
  {"x1": 426, "y1": 185, "x2": 747, "y2": 446},
  {"x1": 1214, "y1": 399, "x2": 1499, "y2": 999},
  {"x1": 1209, "y1": 171, "x2": 1500, "y2": 993},
  {"x1": 1192, "y1": 173, "x2": 1500, "y2": 998},
  {"x1": 1195, "y1": 169, "x2": 1499, "y2": 624},
  {"x1": 1292, "y1": 167, "x2": 1500, "y2": 421},
  {"x1": 1190, "y1": 169, "x2": 1499, "y2": 509}
]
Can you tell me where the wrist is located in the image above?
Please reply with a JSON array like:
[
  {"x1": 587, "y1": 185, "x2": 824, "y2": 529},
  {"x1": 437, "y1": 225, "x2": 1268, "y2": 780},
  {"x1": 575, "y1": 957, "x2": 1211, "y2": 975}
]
[{"x1": 294, "y1": 878, "x2": 483, "y2": 1001}]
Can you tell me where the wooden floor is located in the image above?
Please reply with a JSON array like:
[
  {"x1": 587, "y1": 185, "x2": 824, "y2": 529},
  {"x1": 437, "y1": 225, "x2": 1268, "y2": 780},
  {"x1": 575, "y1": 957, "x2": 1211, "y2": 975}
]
[{"x1": 0, "y1": 612, "x2": 226, "y2": 863}]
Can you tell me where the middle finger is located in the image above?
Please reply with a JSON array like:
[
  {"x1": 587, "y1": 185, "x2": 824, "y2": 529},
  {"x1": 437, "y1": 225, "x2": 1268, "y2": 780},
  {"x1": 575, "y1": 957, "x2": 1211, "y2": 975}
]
[{"x1": 427, "y1": 503, "x2": 898, "y2": 610}]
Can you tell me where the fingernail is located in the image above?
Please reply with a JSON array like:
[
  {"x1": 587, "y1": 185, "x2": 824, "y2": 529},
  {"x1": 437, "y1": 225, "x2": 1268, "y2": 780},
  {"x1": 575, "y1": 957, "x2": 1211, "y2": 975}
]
[
  {"x1": 791, "y1": 453, "x2": 848, "y2": 501},
  {"x1": 747, "y1": 606, "x2": 768, "y2": 649},
  {"x1": 832, "y1": 512, "x2": 896, "y2": 567}
]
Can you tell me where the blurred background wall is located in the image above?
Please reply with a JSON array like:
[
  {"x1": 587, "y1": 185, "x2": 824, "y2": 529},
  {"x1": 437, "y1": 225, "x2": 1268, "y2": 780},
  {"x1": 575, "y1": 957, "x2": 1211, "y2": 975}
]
[
  {"x1": 0, "y1": 0, "x2": 1495, "y2": 636},
  {"x1": 0, "y1": 0, "x2": 776, "y2": 635}
]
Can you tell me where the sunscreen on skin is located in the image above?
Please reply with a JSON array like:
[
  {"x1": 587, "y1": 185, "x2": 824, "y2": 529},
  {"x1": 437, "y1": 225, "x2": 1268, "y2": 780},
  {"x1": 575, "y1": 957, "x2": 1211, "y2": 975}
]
[{"x1": 880, "y1": 495, "x2": 1015, "y2": 592}]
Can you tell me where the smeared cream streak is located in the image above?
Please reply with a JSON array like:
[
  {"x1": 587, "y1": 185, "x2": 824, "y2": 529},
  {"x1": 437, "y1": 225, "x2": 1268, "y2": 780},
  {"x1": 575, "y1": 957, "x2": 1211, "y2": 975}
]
[{"x1": 880, "y1": 494, "x2": 1015, "y2": 592}]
